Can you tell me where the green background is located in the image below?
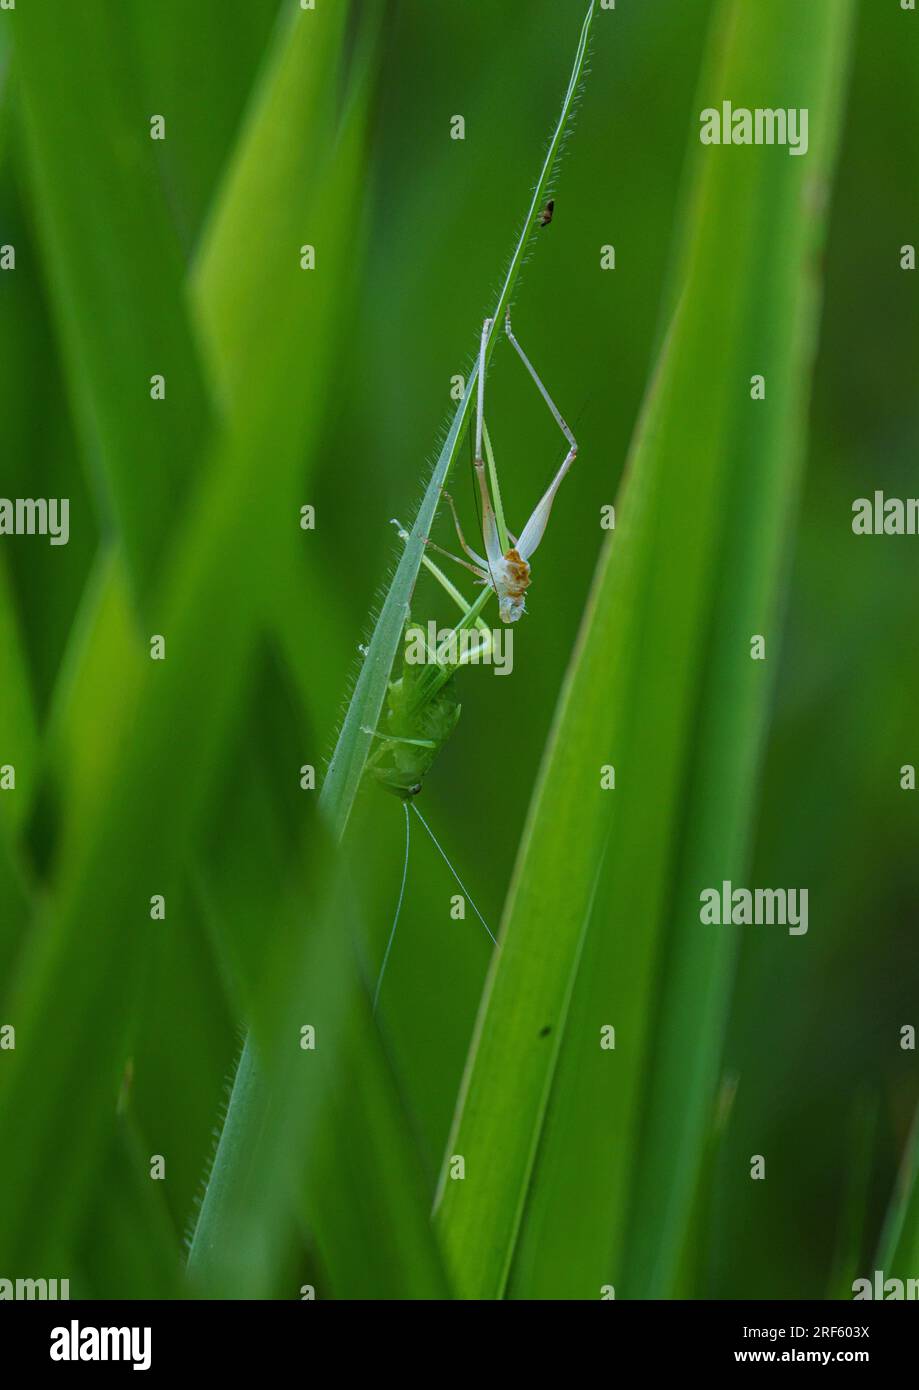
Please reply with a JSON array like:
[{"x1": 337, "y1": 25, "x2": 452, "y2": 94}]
[{"x1": 0, "y1": 0, "x2": 916, "y2": 1299}]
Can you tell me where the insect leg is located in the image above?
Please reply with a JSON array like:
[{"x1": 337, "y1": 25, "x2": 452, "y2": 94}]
[
  {"x1": 504, "y1": 306, "x2": 578, "y2": 454},
  {"x1": 456, "y1": 630, "x2": 493, "y2": 665},
  {"x1": 361, "y1": 726, "x2": 438, "y2": 750},
  {"x1": 421, "y1": 537, "x2": 488, "y2": 581},
  {"x1": 441, "y1": 490, "x2": 487, "y2": 568},
  {"x1": 503, "y1": 308, "x2": 578, "y2": 561},
  {"x1": 515, "y1": 449, "x2": 577, "y2": 561},
  {"x1": 389, "y1": 515, "x2": 486, "y2": 580},
  {"x1": 419, "y1": 556, "x2": 494, "y2": 669},
  {"x1": 390, "y1": 519, "x2": 491, "y2": 630}
]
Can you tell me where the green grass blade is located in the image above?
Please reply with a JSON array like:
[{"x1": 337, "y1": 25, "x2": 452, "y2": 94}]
[
  {"x1": 615, "y1": 0, "x2": 854, "y2": 1299},
  {"x1": 129, "y1": 0, "x2": 281, "y2": 249},
  {"x1": 187, "y1": 747, "x2": 449, "y2": 1299},
  {"x1": 80, "y1": 1120, "x2": 186, "y2": 1300},
  {"x1": 0, "y1": 558, "x2": 37, "y2": 835},
  {"x1": 190, "y1": 0, "x2": 351, "y2": 407},
  {"x1": 434, "y1": 0, "x2": 855, "y2": 1300}
]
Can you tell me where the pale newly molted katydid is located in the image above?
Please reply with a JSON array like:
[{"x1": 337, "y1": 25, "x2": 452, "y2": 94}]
[{"x1": 424, "y1": 307, "x2": 579, "y2": 624}]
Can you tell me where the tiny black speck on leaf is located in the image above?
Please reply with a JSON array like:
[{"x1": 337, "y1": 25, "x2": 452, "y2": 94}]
[{"x1": 539, "y1": 1025, "x2": 552, "y2": 1038}]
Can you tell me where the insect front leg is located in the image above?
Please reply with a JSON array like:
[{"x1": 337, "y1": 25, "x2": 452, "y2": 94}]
[
  {"x1": 440, "y1": 490, "x2": 487, "y2": 568},
  {"x1": 390, "y1": 516, "x2": 485, "y2": 582},
  {"x1": 391, "y1": 518, "x2": 492, "y2": 630}
]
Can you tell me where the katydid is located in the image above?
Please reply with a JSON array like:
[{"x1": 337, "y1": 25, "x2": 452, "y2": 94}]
[{"x1": 424, "y1": 307, "x2": 579, "y2": 624}]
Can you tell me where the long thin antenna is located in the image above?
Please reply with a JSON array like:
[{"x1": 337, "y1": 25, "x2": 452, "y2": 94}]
[
  {"x1": 411, "y1": 802, "x2": 497, "y2": 946},
  {"x1": 372, "y1": 800, "x2": 411, "y2": 1016}
]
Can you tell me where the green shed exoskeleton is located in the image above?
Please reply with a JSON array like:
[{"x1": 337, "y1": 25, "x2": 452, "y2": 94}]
[
  {"x1": 364, "y1": 540, "x2": 494, "y2": 797},
  {"x1": 366, "y1": 616, "x2": 463, "y2": 799}
]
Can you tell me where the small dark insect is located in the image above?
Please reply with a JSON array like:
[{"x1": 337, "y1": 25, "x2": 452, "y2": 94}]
[
  {"x1": 537, "y1": 198, "x2": 554, "y2": 227},
  {"x1": 539, "y1": 1025, "x2": 552, "y2": 1038}
]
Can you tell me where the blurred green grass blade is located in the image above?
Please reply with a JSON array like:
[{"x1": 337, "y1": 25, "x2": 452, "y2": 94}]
[
  {"x1": 129, "y1": 0, "x2": 281, "y2": 249},
  {"x1": 616, "y1": 0, "x2": 854, "y2": 1299},
  {"x1": 190, "y1": 990, "x2": 453, "y2": 1300},
  {"x1": 272, "y1": 549, "x2": 353, "y2": 737},
  {"x1": 188, "y1": 817, "x2": 449, "y2": 1299},
  {"x1": 877, "y1": 1105, "x2": 919, "y2": 1276},
  {"x1": 0, "y1": 436, "x2": 310, "y2": 1273},
  {"x1": 0, "y1": 557, "x2": 37, "y2": 834},
  {"x1": 0, "y1": 821, "x2": 32, "y2": 998},
  {"x1": 44, "y1": 3, "x2": 364, "y2": 858},
  {"x1": 185, "y1": 627, "x2": 446, "y2": 1298},
  {"x1": 190, "y1": 0, "x2": 349, "y2": 407},
  {"x1": 827, "y1": 1093, "x2": 881, "y2": 1297},
  {"x1": 127, "y1": 875, "x2": 238, "y2": 1243},
  {"x1": 0, "y1": 90, "x2": 95, "y2": 710},
  {"x1": 303, "y1": 1025, "x2": 451, "y2": 1299},
  {"x1": 435, "y1": 0, "x2": 854, "y2": 1300},
  {"x1": 0, "y1": 0, "x2": 376, "y2": 1275},
  {"x1": 79, "y1": 1120, "x2": 185, "y2": 1299},
  {"x1": 12, "y1": 0, "x2": 212, "y2": 600},
  {"x1": 41, "y1": 552, "x2": 144, "y2": 870},
  {"x1": 320, "y1": 0, "x2": 596, "y2": 840},
  {"x1": 188, "y1": 0, "x2": 364, "y2": 732},
  {"x1": 180, "y1": 0, "x2": 447, "y2": 1298}
]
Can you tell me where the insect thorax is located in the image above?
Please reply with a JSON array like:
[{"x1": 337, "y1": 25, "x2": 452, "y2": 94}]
[{"x1": 495, "y1": 549, "x2": 530, "y2": 623}]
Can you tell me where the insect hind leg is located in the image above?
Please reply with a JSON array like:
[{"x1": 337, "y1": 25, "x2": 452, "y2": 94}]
[{"x1": 504, "y1": 306, "x2": 578, "y2": 454}]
